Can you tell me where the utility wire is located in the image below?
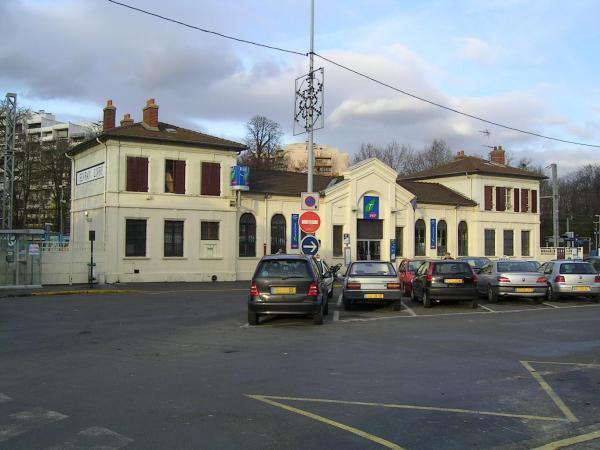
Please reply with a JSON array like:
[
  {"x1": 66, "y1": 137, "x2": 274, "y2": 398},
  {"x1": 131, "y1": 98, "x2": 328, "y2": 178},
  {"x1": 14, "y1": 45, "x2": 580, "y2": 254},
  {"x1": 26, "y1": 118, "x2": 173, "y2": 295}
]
[
  {"x1": 314, "y1": 52, "x2": 600, "y2": 149},
  {"x1": 106, "y1": 0, "x2": 307, "y2": 56}
]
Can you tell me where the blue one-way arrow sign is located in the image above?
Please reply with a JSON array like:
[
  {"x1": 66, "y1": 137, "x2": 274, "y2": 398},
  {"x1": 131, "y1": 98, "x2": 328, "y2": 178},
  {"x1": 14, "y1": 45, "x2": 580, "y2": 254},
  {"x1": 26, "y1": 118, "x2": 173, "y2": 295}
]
[{"x1": 300, "y1": 235, "x2": 319, "y2": 256}]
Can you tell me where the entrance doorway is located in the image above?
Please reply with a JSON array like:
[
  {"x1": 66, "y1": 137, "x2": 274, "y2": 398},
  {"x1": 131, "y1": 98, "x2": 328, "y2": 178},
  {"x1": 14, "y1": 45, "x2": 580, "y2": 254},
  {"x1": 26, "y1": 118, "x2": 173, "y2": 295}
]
[{"x1": 357, "y1": 240, "x2": 380, "y2": 260}]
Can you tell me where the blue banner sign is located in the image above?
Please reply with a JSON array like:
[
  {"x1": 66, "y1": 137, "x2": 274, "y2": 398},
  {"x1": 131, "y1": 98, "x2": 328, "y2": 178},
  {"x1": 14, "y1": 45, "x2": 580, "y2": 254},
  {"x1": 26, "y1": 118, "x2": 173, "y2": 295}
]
[
  {"x1": 430, "y1": 219, "x2": 437, "y2": 249},
  {"x1": 230, "y1": 165, "x2": 249, "y2": 190},
  {"x1": 363, "y1": 196, "x2": 379, "y2": 220},
  {"x1": 291, "y1": 214, "x2": 299, "y2": 249}
]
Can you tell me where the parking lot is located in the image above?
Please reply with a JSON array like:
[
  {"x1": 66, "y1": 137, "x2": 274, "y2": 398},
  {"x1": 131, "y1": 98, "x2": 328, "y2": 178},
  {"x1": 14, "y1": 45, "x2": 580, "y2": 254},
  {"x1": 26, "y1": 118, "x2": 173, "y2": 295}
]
[{"x1": 1, "y1": 283, "x2": 599, "y2": 449}]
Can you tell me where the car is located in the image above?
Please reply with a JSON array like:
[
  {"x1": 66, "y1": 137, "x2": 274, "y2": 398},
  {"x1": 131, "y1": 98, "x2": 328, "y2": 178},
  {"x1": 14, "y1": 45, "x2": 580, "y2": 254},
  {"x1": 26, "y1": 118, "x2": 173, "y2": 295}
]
[
  {"x1": 584, "y1": 256, "x2": 600, "y2": 274},
  {"x1": 247, "y1": 255, "x2": 329, "y2": 325},
  {"x1": 540, "y1": 260, "x2": 600, "y2": 302},
  {"x1": 315, "y1": 259, "x2": 341, "y2": 298},
  {"x1": 397, "y1": 258, "x2": 429, "y2": 297},
  {"x1": 411, "y1": 260, "x2": 479, "y2": 308},
  {"x1": 341, "y1": 261, "x2": 402, "y2": 311},
  {"x1": 456, "y1": 256, "x2": 491, "y2": 274},
  {"x1": 477, "y1": 260, "x2": 547, "y2": 303}
]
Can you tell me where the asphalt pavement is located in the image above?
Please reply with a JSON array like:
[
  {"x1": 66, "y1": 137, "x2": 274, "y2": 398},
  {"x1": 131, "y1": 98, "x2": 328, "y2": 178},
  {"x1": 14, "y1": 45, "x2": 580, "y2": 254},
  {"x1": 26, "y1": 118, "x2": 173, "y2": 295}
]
[{"x1": 1, "y1": 284, "x2": 599, "y2": 449}]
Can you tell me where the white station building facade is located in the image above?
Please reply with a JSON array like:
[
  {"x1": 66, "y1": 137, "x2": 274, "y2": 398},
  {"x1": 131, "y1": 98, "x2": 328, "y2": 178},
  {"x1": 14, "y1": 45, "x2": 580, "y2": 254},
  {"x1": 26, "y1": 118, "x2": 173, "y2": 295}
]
[{"x1": 69, "y1": 100, "x2": 546, "y2": 283}]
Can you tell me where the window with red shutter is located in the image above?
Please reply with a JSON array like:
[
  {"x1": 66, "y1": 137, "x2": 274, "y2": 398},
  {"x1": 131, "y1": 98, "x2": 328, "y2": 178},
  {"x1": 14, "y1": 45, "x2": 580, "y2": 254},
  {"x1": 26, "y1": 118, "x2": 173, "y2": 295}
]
[
  {"x1": 531, "y1": 190, "x2": 538, "y2": 213},
  {"x1": 496, "y1": 187, "x2": 506, "y2": 211},
  {"x1": 126, "y1": 156, "x2": 148, "y2": 192},
  {"x1": 484, "y1": 185, "x2": 493, "y2": 211},
  {"x1": 201, "y1": 162, "x2": 221, "y2": 196},
  {"x1": 514, "y1": 188, "x2": 520, "y2": 212},
  {"x1": 521, "y1": 189, "x2": 529, "y2": 212}
]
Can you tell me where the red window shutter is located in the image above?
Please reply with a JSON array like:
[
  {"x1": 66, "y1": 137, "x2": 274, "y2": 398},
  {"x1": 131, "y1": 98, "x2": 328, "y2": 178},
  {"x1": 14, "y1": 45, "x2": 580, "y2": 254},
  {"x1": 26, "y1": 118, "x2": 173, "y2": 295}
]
[
  {"x1": 521, "y1": 189, "x2": 529, "y2": 212},
  {"x1": 127, "y1": 157, "x2": 137, "y2": 191},
  {"x1": 495, "y1": 187, "x2": 505, "y2": 211},
  {"x1": 531, "y1": 190, "x2": 537, "y2": 213},
  {"x1": 175, "y1": 160, "x2": 186, "y2": 194},
  {"x1": 484, "y1": 186, "x2": 493, "y2": 211},
  {"x1": 514, "y1": 188, "x2": 520, "y2": 212}
]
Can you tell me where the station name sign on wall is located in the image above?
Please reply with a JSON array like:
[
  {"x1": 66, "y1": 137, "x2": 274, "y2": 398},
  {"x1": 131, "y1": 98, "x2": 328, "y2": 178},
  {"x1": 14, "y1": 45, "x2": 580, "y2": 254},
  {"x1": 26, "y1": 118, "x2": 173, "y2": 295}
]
[{"x1": 76, "y1": 162, "x2": 105, "y2": 185}]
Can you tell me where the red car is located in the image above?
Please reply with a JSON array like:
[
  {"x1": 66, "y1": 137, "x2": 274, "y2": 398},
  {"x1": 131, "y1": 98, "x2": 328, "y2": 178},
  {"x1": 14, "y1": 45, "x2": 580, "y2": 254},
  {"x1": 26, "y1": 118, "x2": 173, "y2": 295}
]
[{"x1": 397, "y1": 258, "x2": 430, "y2": 296}]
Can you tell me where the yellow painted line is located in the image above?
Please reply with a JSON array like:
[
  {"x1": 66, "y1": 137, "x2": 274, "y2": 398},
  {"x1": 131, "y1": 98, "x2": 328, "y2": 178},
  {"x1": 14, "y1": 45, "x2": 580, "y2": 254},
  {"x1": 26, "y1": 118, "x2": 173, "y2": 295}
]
[
  {"x1": 530, "y1": 429, "x2": 600, "y2": 450},
  {"x1": 256, "y1": 395, "x2": 569, "y2": 423},
  {"x1": 524, "y1": 361, "x2": 600, "y2": 368},
  {"x1": 520, "y1": 361, "x2": 578, "y2": 422},
  {"x1": 247, "y1": 395, "x2": 404, "y2": 449}
]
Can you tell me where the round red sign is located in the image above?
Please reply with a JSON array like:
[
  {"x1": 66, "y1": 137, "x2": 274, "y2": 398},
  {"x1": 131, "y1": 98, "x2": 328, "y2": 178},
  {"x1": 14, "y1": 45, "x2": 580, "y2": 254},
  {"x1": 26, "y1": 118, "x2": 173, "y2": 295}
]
[{"x1": 299, "y1": 211, "x2": 321, "y2": 233}]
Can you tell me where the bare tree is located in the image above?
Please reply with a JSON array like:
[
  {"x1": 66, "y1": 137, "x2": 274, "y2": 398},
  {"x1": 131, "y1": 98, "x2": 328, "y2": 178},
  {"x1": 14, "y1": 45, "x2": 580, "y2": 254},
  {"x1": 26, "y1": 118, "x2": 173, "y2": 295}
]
[{"x1": 240, "y1": 115, "x2": 283, "y2": 169}]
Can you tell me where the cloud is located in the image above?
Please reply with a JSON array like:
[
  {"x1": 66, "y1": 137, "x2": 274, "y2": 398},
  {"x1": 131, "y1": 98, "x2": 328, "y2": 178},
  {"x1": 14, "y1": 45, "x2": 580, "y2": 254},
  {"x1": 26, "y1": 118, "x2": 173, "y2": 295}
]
[{"x1": 455, "y1": 37, "x2": 504, "y2": 65}]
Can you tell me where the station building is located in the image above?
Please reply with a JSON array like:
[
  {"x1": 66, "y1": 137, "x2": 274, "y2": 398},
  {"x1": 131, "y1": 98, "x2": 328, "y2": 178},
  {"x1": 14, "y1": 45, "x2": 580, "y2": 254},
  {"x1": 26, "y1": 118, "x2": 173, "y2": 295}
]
[{"x1": 68, "y1": 100, "x2": 546, "y2": 283}]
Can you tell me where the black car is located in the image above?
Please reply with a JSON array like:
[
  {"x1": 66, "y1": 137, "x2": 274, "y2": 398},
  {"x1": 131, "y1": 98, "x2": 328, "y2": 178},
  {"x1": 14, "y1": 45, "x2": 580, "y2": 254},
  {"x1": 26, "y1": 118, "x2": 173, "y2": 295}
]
[
  {"x1": 411, "y1": 260, "x2": 479, "y2": 308},
  {"x1": 247, "y1": 255, "x2": 329, "y2": 325}
]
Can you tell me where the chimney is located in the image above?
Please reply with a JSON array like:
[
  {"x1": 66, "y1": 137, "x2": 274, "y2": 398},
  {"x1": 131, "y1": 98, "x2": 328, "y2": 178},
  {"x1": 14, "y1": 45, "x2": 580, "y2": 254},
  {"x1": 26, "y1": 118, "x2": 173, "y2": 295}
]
[
  {"x1": 102, "y1": 100, "x2": 116, "y2": 132},
  {"x1": 489, "y1": 145, "x2": 506, "y2": 165},
  {"x1": 454, "y1": 150, "x2": 466, "y2": 160},
  {"x1": 142, "y1": 98, "x2": 159, "y2": 130},
  {"x1": 120, "y1": 113, "x2": 134, "y2": 127}
]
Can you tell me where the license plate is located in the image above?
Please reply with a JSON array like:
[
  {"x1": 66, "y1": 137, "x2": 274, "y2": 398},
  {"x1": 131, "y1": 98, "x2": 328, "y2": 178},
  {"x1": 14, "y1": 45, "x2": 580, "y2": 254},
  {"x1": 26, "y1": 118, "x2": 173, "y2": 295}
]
[
  {"x1": 445, "y1": 279, "x2": 463, "y2": 284},
  {"x1": 364, "y1": 293, "x2": 384, "y2": 299},
  {"x1": 271, "y1": 287, "x2": 296, "y2": 294},
  {"x1": 516, "y1": 288, "x2": 534, "y2": 293},
  {"x1": 573, "y1": 286, "x2": 591, "y2": 292}
]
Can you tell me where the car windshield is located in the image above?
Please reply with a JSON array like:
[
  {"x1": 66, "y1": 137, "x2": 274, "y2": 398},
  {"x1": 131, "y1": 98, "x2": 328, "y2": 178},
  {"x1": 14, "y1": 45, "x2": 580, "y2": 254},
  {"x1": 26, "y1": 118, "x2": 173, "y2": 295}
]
[
  {"x1": 408, "y1": 261, "x2": 426, "y2": 272},
  {"x1": 461, "y1": 258, "x2": 488, "y2": 268},
  {"x1": 255, "y1": 259, "x2": 311, "y2": 278},
  {"x1": 350, "y1": 262, "x2": 396, "y2": 276},
  {"x1": 432, "y1": 262, "x2": 473, "y2": 275},
  {"x1": 559, "y1": 263, "x2": 595, "y2": 275},
  {"x1": 497, "y1": 261, "x2": 538, "y2": 272}
]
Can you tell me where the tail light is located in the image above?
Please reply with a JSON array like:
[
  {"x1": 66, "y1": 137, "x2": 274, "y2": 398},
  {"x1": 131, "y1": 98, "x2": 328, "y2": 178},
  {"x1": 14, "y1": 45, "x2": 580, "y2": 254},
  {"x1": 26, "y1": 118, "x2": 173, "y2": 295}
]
[
  {"x1": 347, "y1": 281, "x2": 361, "y2": 290},
  {"x1": 595, "y1": 275, "x2": 600, "y2": 283},
  {"x1": 536, "y1": 277, "x2": 547, "y2": 284},
  {"x1": 497, "y1": 276, "x2": 511, "y2": 283},
  {"x1": 249, "y1": 282, "x2": 260, "y2": 296},
  {"x1": 386, "y1": 282, "x2": 401, "y2": 289},
  {"x1": 554, "y1": 275, "x2": 565, "y2": 283},
  {"x1": 307, "y1": 282, "x2": 319, "y2": 297}
]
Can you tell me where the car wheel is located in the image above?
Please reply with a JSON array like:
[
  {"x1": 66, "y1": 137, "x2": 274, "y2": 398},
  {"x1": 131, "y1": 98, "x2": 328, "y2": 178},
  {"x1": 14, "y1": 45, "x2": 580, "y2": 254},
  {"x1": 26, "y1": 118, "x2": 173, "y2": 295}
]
[
  {"x1": 313, "y1": 305, "x2": 324, "y2": 325},
  {"x1": 393, "y1": 299, "x2": 402, "y2": 311},
  {"x1": 248, "y1": 310, "x2": 259, "y2": 326},
  {"x1": 487, "y1": 285, "x2": 498, "y2": 303},
  {"x1": 547, "y1": 285, "x2": 558, "y2": 302},
  {"x1": 470, "y1": 299, "x2": 479, "y2": 309},
  {"x1": 423, "y1": 290, "x2": 432, "y2": 308},
  {"x1": 324, "y1": 300, "x2": 329, "y2": 315}
]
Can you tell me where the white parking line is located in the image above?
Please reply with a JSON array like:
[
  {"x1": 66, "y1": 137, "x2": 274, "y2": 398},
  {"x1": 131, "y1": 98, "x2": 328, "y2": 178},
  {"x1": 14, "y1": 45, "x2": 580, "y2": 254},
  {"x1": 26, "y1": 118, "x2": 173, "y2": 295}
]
[
  {"x1": 401, "y1": 301, "x2": 416, "y2": 316},
  {"x1": 0, "y1": 407, "x2": 68, "y2": 442},
  {"x1": 479, "y1": 304, "x2": 496, "y2": 313},
  {"x1": 48, "y1": 426, "x2": 133, "y2": 450},
  {"x1": 0, "y1": 394, "x2": 11, "y2": 404},
  {"x1": 542, "y1": 302, "x2": 560, "y2": 309}
]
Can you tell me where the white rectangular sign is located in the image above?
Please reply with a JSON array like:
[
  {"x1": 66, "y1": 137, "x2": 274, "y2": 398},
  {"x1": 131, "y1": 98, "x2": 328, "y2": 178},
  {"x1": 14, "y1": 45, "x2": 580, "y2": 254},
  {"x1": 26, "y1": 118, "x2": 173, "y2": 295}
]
[{"x1": 76, "y1": 162, "x2": 105, "y2": 185}]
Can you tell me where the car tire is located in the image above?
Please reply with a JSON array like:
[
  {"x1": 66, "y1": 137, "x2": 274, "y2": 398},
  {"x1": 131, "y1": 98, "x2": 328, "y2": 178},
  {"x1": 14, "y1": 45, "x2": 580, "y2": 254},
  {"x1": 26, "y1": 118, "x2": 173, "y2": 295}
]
[
  {"x1": 313, "y1": 305, "x2": 324, "y2": 325},
  {"x1": 547, "y1": 285, "x2": 559, "y2": 302},
  {"x1": 487, "y1": 285, "x2": 498, "y2": 303},
  {"x1": 393, "y1": 299, "x2": 402, "y2": 311},
  {"x1": 470, "y1": 299, "x2": 479, "y2": 309},
  {"x1": 248, "y1": 310, "x2": 259, "y2": 326},
  {"x1": 423, "y1": 290, "x2": 432, "y2": 308}
]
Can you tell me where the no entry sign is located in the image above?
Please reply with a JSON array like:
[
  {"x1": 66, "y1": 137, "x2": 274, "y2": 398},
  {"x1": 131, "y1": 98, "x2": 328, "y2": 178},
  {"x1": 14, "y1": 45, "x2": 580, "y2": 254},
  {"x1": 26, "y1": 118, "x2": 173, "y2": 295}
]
[{"x1": 299, "y1": 211, "x2": 321, "y2": 233}]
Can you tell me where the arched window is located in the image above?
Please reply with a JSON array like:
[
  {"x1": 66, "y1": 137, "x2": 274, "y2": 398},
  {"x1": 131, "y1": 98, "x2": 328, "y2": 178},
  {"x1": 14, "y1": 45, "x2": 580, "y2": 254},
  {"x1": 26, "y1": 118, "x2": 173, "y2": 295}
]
[
  {"x1": 436, "y1": 220, "x2": 447, "y2": 256},
  {"x1": 239, "y1": 213, "x2": 256, "y2": 257},
  {"x1": 415, "y1": 219, "x2": 426, "y2": 256},
  {"x1": 458, "y1": 221, "x2": 468, "y2": 256},
  {"x1": 270, "y1": 214, "x2": 286, "y2": 254}
]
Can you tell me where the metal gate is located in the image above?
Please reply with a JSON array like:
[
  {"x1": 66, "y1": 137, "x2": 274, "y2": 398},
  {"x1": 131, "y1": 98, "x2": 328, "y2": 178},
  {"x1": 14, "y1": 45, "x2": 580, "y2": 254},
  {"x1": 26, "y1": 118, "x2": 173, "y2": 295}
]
[{"x1": 0, "y1": 230, "x2": 44, "y2": 288}]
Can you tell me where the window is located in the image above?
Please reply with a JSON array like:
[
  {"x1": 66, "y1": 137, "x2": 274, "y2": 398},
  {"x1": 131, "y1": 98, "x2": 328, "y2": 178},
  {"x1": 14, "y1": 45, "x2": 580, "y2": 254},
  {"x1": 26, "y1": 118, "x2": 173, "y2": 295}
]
[
  {"x1": 126, "y1": 156, "x2": 149, "y2": 192},
  {"x1": 125, "y1": 219, "x2": 146, "y2": 256},
  {"x1": 201, "y1": 162, "x2": 221, "y2": 196},
  {"x1": 270, "y1": 214, "x2": 286, "y2": 254},
  {"x1": 415, "y1": 219, "x2": 426, "y2": 256},
  {"x1": 458, "y1": 221, "x2": 468, "y2": 256},
  {"x1": 436, "y1": 220, "x2": 447, "y2": 256},
  {"x1": 395, "y1": 226, "x2": 404, "y2": 257},
  {"x1": 239, "y1": 213, "x2": 256, "y2": 257},
  {"x1": 333, "y1": 225, "x2": 343, "y2": 257},
  {"x1": 521, "y1": 230, "x2": 530, "y2": 257},
  {"x1": 484, "y1": 229, "x2": 495, "y2": 256},
  {"x1": 201, "y1": 222, "x2": 219, "y2": 240},
  {"x1": 503, "y1": 230, "x2": 514, "y2": 256},
  {"x1": 484, "y1": 185, "x2": 493, "y2": 211},
  {"x1": 164, "y1": 220, "x2": 184, "y2": 257},
  {"x1": 165, "y1": 160, "x2": 186, "y2": 194},
  {"x1": 521, "y1": 189, "x2": 529, "y2": 212}
]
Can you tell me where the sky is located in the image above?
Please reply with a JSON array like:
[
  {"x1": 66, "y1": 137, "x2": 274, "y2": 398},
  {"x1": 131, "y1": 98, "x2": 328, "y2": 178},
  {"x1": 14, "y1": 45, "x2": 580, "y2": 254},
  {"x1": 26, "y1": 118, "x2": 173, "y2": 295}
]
[{"x1": 1, "y1": 0, "x2": 599, "y2": 174}]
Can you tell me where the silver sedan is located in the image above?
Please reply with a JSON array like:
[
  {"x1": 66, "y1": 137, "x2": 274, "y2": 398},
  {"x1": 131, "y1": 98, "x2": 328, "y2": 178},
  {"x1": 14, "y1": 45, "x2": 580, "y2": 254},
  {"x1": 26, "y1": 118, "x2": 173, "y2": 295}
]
[
  {"x1": 477, "y1": 260, "x2": 548, "y2": 303},
  {"x1": 340, "y1": 261, "x2": 402, "y2": 311}
]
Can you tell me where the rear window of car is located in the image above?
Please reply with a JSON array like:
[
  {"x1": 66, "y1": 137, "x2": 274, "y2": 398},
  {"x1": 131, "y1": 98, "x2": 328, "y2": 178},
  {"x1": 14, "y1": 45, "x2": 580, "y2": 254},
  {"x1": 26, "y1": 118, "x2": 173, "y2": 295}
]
[
  {"x1": 255, "y1": 259, "x2": 312, "y2": 278},
  {"x1": 408, "y1": 261, "x2": 426, "y2": 272},
  {"x1": 432, "y1": 262, "x2": 473, "y2": 275},
  {"x1": 559, "y1": 263, "x2": 595, "y2": 275},
  {"x1": 349, "y1": 262, "x2": 396, "y2": 276},
  {"x1": 497, "y1": 261, "x2": 538, "y2": 272}
]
